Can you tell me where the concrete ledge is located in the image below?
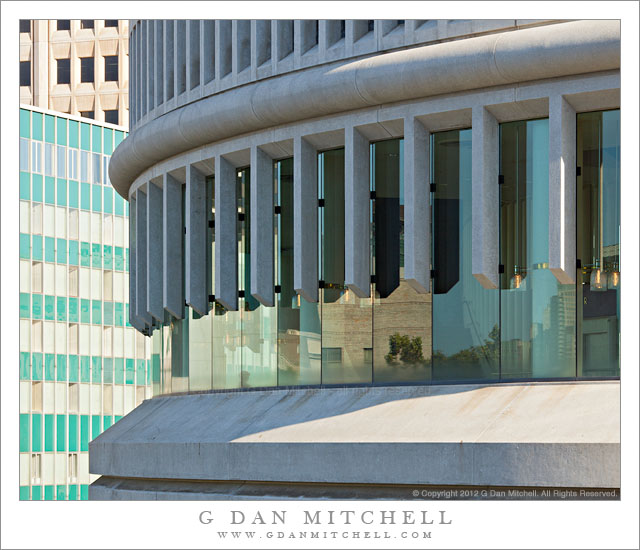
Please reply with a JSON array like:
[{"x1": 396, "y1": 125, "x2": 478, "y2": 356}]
[
  {"x1": 90, "y1": 382, "x2": 620, "y2": 492},
  {"x1": 90, "y1": 477, "x2": 621, "y2": 501}
]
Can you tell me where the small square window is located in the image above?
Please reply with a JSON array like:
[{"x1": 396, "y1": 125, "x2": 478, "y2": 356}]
[
  {"x1": 20, "y1": 20, "x2": 30, "y2": 34},
  {"x1": 20, "y1": 61, "x2": 31, "y2": 87},
  {"x1": 104, "y1": 20, "x2": 118, "y2": 28},
  {"x1": 57, "y1": 20, "x2": 70, "y2": 31},
  {"x1": 80, "y1": 57, "x2": 94, "y2": 83},
  {"x1": 80, "y1": 20, "x2": 94, "y2": 29},
  {"x1": 104, "y1": 110, "x2": 118, "y2": 125},
  {"x1": 80, "y1": 111, "x2": 94, "y2": 120},
  {"x1": 57, "y1": 58, "x2": 70, "y2": 85},
  {"x1": 104, "y1": 56, "x2": 118, "y2": 82}
]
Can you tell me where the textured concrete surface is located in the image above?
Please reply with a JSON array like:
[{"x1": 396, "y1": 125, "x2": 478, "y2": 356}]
[
  {"x1": 471, "y1": 106, "x2": 499, "y2": 289},
  {"x1": 250, "y1": 146, "x2": 275, "y2": 307},
  {"x1": 146, "y1": 181, "x2": 163, "y2": 321},
  {"x1": 90, "y1": 382, "x2": 620, "y2": 491},
  {"x1": 162, "y1": 173, "x2": 184, "y2": 318},
  {"x1": 90, "y1": 477, "x2": 620, "y2": 501},
  {"x1": 293, "y1": 137, "x2": 318, "y2": 302},
  {"x1": 344, "y1": 126, "x2": 370, "y2": 298},
  {"x1": 111, "y1": 20, "x2": 620, "y2": 198},
  {"x1": 185, "y1": 166, "x2": 209, "y2": 315},
  {"x1": 134, "y1": 190, "x2": 152, "y2": 326},
  {"x1": 549, "y1": 94, "x2": 577, "y2": 284},
  {"x1": 403, "y1": 117, "x2": 431, "y2": 294},
  {"x1": 215, "y1": 155, "x2": 238, "y2": 311}
]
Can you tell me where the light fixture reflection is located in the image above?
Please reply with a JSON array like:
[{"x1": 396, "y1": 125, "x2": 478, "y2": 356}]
[
  {"x1": 590, "y1": 260, "x2": 607, "y2": 291},
  {"x1": 608, "y1": 265, "x2": 620, "y2": 290},
  {"x1": 510, "y1": 265, "x2": 523, "y2": 290}
]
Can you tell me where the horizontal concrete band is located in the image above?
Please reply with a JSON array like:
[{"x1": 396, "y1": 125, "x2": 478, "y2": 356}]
[
  {"x1": 90, "y1": 441, "x2": 619, "y2": 488},
  {"x1": 90, "y1": 477, "x2": 621, "y2": 501},
  {"x1": 110, "y1": 20, "x2": 620, "y2": 198},
  {"x1": 90, "y1": 382, "x2": 620, "y2": 488}
]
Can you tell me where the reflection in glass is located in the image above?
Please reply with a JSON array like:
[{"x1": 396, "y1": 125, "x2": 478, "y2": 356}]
[
  {"x1": 238, "y1": 167, "x2": 278, "y2": 387},
  {"x1": 20, "y1": 138, "x2": 29, "y2": 171},
  {"x1": 432, "y1": 129, "x2": 499, "y2": 381},
  {"x1": 319, "y1": 148, "x2": 372, "y2": 384},
  {"x1": 45, "y1": 143, "x2": 54, "y2": 177},
  {"x1": 57, "y1": 146, "x2": 66, "y2": 178},
  {"x1": 276, "y1": 158, "x2": 321, "y2": 386},
  {"x1": 577, "y1": 110, "x2": 620, "y2": 377},
  {"x1": 372, "y1": 139, "x2": 431, "y2": 383},
  {"x1": 499, "y1": 119, "x2": 575, "y2": 378},
  {"x1": 188, "y1": 176, "x2": 214, "y2": 391}
]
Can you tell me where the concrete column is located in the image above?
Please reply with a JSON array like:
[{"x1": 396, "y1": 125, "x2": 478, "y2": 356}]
[
  {"x1": 32, "y1": 21, "x2": 49, "y2": 109},
  {"x1": 404, "y1": 117, "x2": 431, "y2": 294},
  {"x1": 549, "y1": 95, "x2": 576, "y2": 284},
  {"x1": 345, "y1": 125, "x2": 370, "y2": 298},
  {"x1": 146, "y1": 181, "x2": 163, "y2": 321},
  {"x1": 129, "y1": 193, "x2": 136, "y2": 325},
  {"x1": 163, "y1": 173, "x2": 184, "y2": 319},
  {"x1": 135, "y1": 189, "x2": 152, "y2": 326},
  {"x1": 471, "y1": 106, "x2": 499, "y2": 289},
  {"x1": 185, "y1": 165, "x2": 209, "y2": 315},
  {"x1": 250, "y1": 146, "x2": 274, "y2": 307},
  {"x1": 215, "y1": 155, "x2": 238, "y2": 311},
  {"x1": 128, "y1": 194, "x2": 145, "y2": 332},
  {"x1": 293, "y1": 136, "x2": 318, "y2": 303},
  {"x1": 155, "y1": 20, "x2": 164, "y2": 108}
]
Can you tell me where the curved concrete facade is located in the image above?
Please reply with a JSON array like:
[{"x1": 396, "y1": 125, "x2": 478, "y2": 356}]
[
  {"x1": 94, "y1": 19, "x2": 622, "y2": 499},
  {"x1": 111, "y1": 20, "x2": 619, "y2": 197}
]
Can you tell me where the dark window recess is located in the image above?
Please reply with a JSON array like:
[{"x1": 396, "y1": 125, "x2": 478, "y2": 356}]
[
  {"x1": 80, "y1": 57, "x2": 94, "y2": 83},
  {"x1": 104, "y1": 20, "x2": 118, "y2": 28},
  {"x1": 80, "y1": 111, "x2": 94, "y2": 120},
  {"x1": 20, "y1": 61, "x2": 31, "y2": 87},
  {"x1": 433, "y1": 134, "x2": 461, "y2": 295},
  {"x1": 373, "y1": 140, "x2": 401, "y2": 299},
  {"x1": 81, "y1": 20, "x2": 94, "y2": 29},
  {"x1": 397, "y1": 20, "x2": 405, "y2": 26},
  {"x1": 104, "y1": 55, "x2": 118, "y2": 81},
  {"x1": 339, "y1": 20, "x2": 345, "y2": 39},
  {"x1": 104, "y1": 110, "x2": 118, "y2": 125},
  {"x1": 57, "y1": 58, "x2": 70, "y2": 84},
  {"x1": 20, "y1": 20, "x2": 30, "y2": 34},
  {"x1": 57, "y1": 20, "x2": 70, "y2": 31},
  {"x1": 367, "y1": 20, "x2": 374, "y2": 33}
]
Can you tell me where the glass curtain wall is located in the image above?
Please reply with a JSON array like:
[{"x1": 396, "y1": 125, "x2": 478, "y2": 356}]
[
  {"x1": 577, "y1": 110, "x2": 620, "y2": 377},
  {"x1": 319, "y1": 148, "x2": 372, "y2": 384},
  {"x1": 499, "y1": 119, "x2": 575, "y2": 378},
  {"x1": 372, "y1": 139, "x2": 431, "y2": 383},
  {"x1": 148, "y1": 113, "x2": 621, "y2": 394},
  {"x1": 431, "y1": 129, "x2": 500, "y2": 381}
]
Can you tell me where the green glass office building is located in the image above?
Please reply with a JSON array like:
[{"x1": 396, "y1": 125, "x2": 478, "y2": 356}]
[{"x1": 19, "y1": 106, "x2": 150, "y2": 500}]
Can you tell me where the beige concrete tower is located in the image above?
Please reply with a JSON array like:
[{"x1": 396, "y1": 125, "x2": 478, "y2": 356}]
[{"x1": 20, "y1": 19, "x2": 129, "y2": 127}]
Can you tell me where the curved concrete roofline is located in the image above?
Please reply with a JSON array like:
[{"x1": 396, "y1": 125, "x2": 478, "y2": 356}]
[{"x1": 110, "y1": 20, "x2": 620, "y2": 198}]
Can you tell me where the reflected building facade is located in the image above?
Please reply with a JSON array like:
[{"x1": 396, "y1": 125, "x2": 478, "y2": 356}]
[{"x1": 91, "y1": 19, "x2": 622, "y2": 499}]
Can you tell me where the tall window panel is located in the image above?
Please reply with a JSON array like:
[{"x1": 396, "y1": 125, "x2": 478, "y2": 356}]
[
  {"x1": 577, "y1": 110, "x2": 620, "y2": 377},
  {"x1": 275, "y1": 158, "x2": 321, "y2": 386},
  {"x1": 372, "y1": 139, "x2": 431, "y2": 383},
  {"x1": 319, "y1": 149, "x2": 372, "y2": 384},
  {"x1": 238, "y1": 167, "x2": 278, "y2": 388},
  {"x1": 499, "y1": 119, "x2": 575, "y2": 378},
  {"x1": 432, "y1": 129, "x2": 499, "y2": 381},
  {"x1": 188, "y1": 177, "x2": 214, "y2": 392}
]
